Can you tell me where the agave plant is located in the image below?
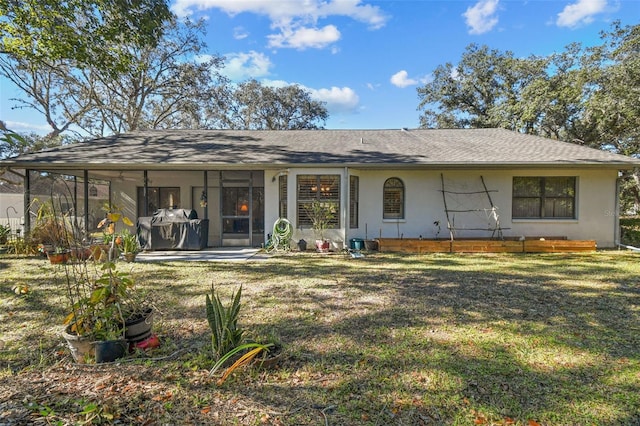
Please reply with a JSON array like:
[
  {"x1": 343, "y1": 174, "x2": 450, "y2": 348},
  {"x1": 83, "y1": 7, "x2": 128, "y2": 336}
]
[{"x1": 205, "y1": 284, "x2": 245, "y2": 359}]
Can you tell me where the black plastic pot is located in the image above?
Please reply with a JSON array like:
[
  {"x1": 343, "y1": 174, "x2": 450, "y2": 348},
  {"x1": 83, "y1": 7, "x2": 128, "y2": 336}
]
[{"x1": 94, "y1": 339, "x2": 127, "y2": 363}]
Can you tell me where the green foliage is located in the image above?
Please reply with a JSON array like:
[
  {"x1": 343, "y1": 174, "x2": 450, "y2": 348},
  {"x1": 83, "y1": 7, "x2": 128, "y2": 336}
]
[
  {"x1": 120, "y1": 229, "x2": 140, "y2": 254},
  {"x1": 620, "y1": 216, "x2": 640, "y2": 246},
  {"x1": 0, "y1": 0, "x2": 172, "y2": 73},
  {"x1": 304, "y1": 200, "x2": 336, "y2": 239},
  {"x1": 0, "y1": 223, "x2": 9, "y2": 244},
  {"x1": 205, "y1": 284, "x2": 245, "y2": 359},
  {"x1": 208, "y1": 78, "x2": 328, "y2": 130}
]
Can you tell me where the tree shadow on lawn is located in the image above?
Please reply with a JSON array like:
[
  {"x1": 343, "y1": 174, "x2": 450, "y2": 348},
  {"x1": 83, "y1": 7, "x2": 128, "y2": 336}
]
[
  {"x1": 210, "y1": 254, "x2": 639, "y2": 424},
  {"x1": 2, "y1": 253, "x2": 638, "y2": 424}
]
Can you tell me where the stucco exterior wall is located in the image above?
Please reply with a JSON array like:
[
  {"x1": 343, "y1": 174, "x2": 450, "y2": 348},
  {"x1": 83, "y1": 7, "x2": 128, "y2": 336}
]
[
  {"x1": 347, "y1": 168, "x2": 619, "y2": 248},
  {"x1": 107, "y1": 166, "x2": 619, "y2": 249}
]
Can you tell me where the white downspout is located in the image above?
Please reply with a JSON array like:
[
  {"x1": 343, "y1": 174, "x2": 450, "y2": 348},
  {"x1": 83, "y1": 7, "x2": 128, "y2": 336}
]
[
  {"x1": 342, "y1": 166, "x2": 349, "y2": 249},
  {"x1": 614, "y1": 172, "x2": 621, "y2": 247}
]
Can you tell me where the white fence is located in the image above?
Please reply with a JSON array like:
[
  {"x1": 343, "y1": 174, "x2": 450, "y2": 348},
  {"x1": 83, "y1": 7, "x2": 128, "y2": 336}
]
[{"x1": 0, "y1": 217, "x2": 25, "y2": 236}]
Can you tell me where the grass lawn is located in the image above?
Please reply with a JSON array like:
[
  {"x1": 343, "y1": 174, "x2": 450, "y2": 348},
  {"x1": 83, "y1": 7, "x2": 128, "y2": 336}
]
[{"x1": 0, "y1": 251, "x2": 639, "y2": 425}]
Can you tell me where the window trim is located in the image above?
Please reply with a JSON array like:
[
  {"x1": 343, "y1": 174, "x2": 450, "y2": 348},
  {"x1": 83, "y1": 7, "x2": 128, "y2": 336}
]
[
  {"x1": 512, "y1": 176, "x2": 577, "y2": 220},
  {"x1": 383, "y1": 177, "x2": 405, "y2": 220},
  {"x1": 296, "y1": 174, "x2": 341, "y2": 229}
]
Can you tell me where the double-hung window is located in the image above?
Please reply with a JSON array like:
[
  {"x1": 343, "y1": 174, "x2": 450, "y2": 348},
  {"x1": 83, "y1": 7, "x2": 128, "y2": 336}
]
[{"x1": 512, "y1": 177, "x2": 576, "y2": 219}]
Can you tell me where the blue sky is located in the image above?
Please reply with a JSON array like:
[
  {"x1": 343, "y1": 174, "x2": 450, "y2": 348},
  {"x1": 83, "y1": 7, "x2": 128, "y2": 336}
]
[{"x1": 1, "y1": 0, "x2": 639, "y2": 134}]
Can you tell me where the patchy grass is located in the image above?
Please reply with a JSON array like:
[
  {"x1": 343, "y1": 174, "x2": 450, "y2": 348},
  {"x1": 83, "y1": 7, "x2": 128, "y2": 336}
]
[{"x1": 0, "y1": 251, "x2": 639, "y2": 425}]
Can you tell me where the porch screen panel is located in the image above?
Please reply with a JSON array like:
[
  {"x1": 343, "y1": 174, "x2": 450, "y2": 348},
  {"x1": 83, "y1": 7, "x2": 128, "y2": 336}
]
[
  {"x1": 297, "y1": 175, "x2": 340, "y2": 228},
  {"x1": 253, "y1": 187, "x2": 265, "y2": 233},
  {"x1": 137, "y1": 187, "x2": 180, "y2": 217}
]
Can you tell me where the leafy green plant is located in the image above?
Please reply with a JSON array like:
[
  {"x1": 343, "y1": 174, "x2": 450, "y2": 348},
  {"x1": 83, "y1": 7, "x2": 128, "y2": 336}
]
[
  {"x1": 63, "y1": 202, "x2": 138, "y2": 341},
  {"x1": 0, "y1": 223, "x2": 10, "y2": 245},
  {"x1": 120, "y1": 228, "x2": 140, "y2": 254},
  {"x1": 304, "y1": 199, "x2": 336, "y2": 240},
  {"x1": 205, "y1": 284, "x2": 245, "y2": 359}
]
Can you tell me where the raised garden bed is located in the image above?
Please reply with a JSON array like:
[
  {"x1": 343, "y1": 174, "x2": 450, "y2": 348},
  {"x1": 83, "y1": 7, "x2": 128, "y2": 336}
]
[{"x1": 377, "y1": 237, "x2": 596, "y2": 253}]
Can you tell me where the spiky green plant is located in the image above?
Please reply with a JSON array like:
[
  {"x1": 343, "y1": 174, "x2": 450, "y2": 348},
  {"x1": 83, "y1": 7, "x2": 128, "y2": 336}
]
[{"x1": 205, "y1": 284, "x2": 245, "y2": 359}]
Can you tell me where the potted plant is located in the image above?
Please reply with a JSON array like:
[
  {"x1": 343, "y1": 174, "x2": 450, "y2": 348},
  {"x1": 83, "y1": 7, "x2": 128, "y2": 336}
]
[
  {"x1": 29, "y1": 199, "x2": 73, "y2": 261},
  {"x1": 60, "y1": 203, "x2": 153, "y2": 363},
  {"x1": 305, "y1": 200, "x2": 336, "y2": 252},
  {"x1": 47, "y1": 245, "x2": 71, "y2": 264},
  {"x1": 120, "y1": 229, "x2": 140, "y2": 262}
]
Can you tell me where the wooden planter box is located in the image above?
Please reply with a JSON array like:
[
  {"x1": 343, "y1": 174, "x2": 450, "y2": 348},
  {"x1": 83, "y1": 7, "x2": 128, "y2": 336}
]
[
  {"x1": 377, "y1": 238, "x2": 596, "y2": 254},
  {"x1": 523, "y1": 239, "x2": 596, "y2": 253},
  {"x1": 451, "y1": 240, "x2": 523, "y2": 253},
  {"x1": 378, "y1": 239, "x2": 450, "y2": 253}
]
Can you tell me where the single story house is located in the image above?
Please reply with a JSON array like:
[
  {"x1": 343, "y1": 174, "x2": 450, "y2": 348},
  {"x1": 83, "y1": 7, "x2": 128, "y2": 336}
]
[{"x1": 1, "y1": 128, "x2": 638, "y2": 249}]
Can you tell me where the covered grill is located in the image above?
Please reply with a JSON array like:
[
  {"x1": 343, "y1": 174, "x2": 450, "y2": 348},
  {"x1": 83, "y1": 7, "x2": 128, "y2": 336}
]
[{"x1": 137, "y1": 209, "x2": 208, "y2": 250}]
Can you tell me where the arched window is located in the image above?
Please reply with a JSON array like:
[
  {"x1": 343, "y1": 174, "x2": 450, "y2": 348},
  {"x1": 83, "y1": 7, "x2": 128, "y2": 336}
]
[{"x1": 383, "y1": 178, "x2": 404, "y2": 219}]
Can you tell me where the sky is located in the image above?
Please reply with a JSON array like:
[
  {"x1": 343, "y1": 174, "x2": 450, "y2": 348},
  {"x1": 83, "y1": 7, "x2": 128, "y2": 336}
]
[{"x1": 1, "y1": 0, "x2": 639, "y2": 134}]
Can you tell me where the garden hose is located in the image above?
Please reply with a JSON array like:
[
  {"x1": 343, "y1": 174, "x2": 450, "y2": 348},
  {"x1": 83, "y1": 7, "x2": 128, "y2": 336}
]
[{"x1": 266, "y1": 218, "x2": 292, "y2": 252}]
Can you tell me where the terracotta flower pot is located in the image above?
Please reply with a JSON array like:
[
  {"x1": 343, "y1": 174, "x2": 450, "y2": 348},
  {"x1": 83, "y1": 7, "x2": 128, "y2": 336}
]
[
  {"x1": 315, "y1": 239, "x2": 330, "y2": 253},
  {"x1": 123, "y1": 252, "x2": 138, "y2": 262},
  {"x1": 47, "y1": 251, "x2": 70, "y2": 264}
]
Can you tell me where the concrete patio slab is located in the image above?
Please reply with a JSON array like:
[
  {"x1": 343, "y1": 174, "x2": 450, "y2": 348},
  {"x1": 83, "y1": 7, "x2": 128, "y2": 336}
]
[{"x1": 135, "y1": 247, "x2": 269, "y2": 262}]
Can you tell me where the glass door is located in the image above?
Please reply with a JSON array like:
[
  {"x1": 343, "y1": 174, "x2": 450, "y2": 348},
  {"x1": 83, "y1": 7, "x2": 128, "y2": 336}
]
[{"x1": 220, "y1": 171, "x2": 264, "y2": 247}]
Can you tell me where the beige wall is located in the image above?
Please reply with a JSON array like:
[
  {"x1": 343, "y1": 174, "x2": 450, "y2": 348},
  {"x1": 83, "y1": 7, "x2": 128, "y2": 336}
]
[
  {"x1": 348, "y1": 168, "x2": 619, "y2": 248},
  {"x1": 109, "y1": 166, "x2": 620, "y2": 249}
]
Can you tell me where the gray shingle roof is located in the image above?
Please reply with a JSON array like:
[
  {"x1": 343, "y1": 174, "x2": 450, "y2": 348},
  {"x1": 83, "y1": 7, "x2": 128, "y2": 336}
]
[{"x1": 2, "y1": 128, "x2": 638, "y2": 170}]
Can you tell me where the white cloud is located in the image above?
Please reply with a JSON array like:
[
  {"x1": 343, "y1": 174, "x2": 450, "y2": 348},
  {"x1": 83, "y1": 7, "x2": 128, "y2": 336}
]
[
  {"x1": 309, "y1": 86, "x2": 360, "y2": 113},
  {"x1": 5, "y1": 121, "x2": 50, "y2": 133},
  {"x1": 262, "y1": 79, "x2": 360, "y2": 114},
  {"x1": 390, "y1": 70, "x2": 430, "y2": 88},
  {"x1": 171, "y1": 0, "x2": 388, "y2": 49},
  {"x1": 221, "y1": 51, "x2": 273, "y2": 81},
  {"x1": 233, "y1": 26, "x2": 249, "y2": 40},
  {"x1": 267, "y1": 25, "x2": 341, "y2": 50},
  {"x1": 390, "y1": 70, "x2": 416, "y2": 88},
  {"x1": 556, "y1": 0, "x2": 608, "y2": 28},
  {"x1": 463, "y1": 0, "x2": 500, "y2": 35}
]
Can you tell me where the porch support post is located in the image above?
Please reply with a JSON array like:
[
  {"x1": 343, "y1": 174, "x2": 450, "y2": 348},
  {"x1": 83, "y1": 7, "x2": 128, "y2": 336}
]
[
  {"x1": 24, "y1": 169, "x2": 31, "y2": 233},
  {"x1": 203, "y1": 170, "x2": 208, "y2": 219},
  {"x1": 143, "y1": 170, "x2": 149, "y2": 216},
  {"x1": 249, "y1": 171, "x2": 253, "y2": 246},
  {"x1": 73, "y1": 175, "x2": 78, "y2": 220},
  {"x1": 83, "y1": 170, "x2": 89, "y2": 236}
]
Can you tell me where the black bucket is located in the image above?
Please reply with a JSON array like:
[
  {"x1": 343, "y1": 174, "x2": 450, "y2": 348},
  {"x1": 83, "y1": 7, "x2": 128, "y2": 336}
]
[{"x1": 95, "y1": 339, "x2": 127, "y2": 363}]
